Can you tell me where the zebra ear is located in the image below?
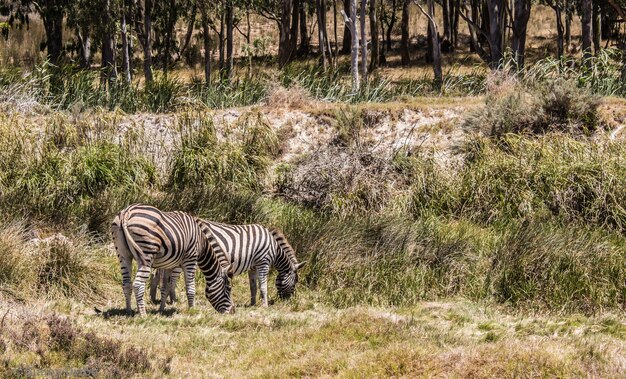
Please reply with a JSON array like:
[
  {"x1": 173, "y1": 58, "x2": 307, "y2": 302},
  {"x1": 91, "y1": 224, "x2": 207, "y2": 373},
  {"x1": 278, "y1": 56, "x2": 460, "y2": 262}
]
[{"x1": 295, "y1": 261, "x2": 307, "y2": 271}]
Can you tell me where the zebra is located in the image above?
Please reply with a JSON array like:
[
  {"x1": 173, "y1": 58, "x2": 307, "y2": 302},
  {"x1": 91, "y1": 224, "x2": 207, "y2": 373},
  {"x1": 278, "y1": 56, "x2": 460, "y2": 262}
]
[
  {"x1": 197, "y1": 219, "x2": 306, "y2": 307},
  {"x1": 111, "y1": 204, "x2": 235, "y2": 315}
]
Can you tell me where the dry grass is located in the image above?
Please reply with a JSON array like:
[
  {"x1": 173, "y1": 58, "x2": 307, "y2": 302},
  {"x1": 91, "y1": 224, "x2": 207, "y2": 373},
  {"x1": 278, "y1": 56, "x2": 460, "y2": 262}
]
[{"x1": 2, "y1": 294, "x2": 624, "y2": 378}]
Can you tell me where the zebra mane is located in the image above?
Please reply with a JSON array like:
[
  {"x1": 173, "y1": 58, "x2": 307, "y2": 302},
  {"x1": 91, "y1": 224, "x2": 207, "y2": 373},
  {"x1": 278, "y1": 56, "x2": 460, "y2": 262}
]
[
  {"x1": 196, "y1": 218, "x2": 231, "y2": 270},
  {"x1": 269, "y1": 227, "x2": 298, "y2": 268}
]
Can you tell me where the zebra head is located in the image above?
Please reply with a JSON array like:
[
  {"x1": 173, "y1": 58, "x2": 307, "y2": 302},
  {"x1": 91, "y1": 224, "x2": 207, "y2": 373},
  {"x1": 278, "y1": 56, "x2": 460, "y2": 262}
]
[
  {"x1": 276, "y1": 261, "x2": 306, "y2": 300},
  {"x1": 205, "y1": 265, "x2": 236, "y2": 314}
]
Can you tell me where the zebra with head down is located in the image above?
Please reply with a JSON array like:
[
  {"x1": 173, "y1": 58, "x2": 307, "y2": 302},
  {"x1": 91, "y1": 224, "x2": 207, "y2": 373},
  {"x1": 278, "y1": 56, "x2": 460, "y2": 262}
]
[
  {"x1": 197, "y1": 220, "x2": 306, "y2": 307},
  {"x1": 111, "y1": 204, "x2": 235, "y2": 315}
]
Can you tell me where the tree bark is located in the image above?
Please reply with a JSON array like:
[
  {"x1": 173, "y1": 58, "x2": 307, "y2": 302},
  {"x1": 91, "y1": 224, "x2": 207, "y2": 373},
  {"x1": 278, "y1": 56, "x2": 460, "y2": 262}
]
[
  {"x1": 553, "y1": 2, "x2": 564, "y2": 59},
  {"x1": 360, "y1": 0, "x2": 367, "y2": 81},
  {"x1": 317, "y1": 0, "x2": 327, "y2": 69},
  {"x1": 299, "y1": 0, "x2": 309, "y2": 56},
  {"x1": 400, "y1": 0, "x2": 410, "y2": 66},
  {"x1": 200, "y1": 0, "x2": 211, "y2": 83},
  {"x1": 369, "y1": 0, "x2": 379, "y2": 70},
  {"x1": 565, "y1": 0, "x2": 572, "y2": 48},
  {"x1": 342, "y1": 0, "x2": 359, "y2": 91},
  {"x1": 486, "y1": 0, "x2": 504, "y2": 67},
  {"x1": 121, "y1": 0, "x2": 132, "y2": 83},
  {"x1": 143, "y1": 0, "x2": 154, "y2": 82},
  {"x1": 511, "y1": 0, "x2": 531, "y2": 68},
  {"x1": 581, "y1": 0, "x2": 593, "y2": 61},
  {"x1": 225, "y1": 0, "x2": 234, "y2": 81},
  {"x1": 77, "y1": 30, "x2": 91, "y2": 69},
  {"x1": 42, "y1": 9, "x2": 64, "y2": 65},
  {"x1": 278, "y1": 0, "x2": 294, "y2": 67},
  {"x1": 102, "y1": 0, "x2": 117, "y2": 84},
  {"x1": 342, "y1": 0, "x2": 352, "y2": 53},
  {"x1": 592, "y1": 1, "x2": 601, "y2": 55}
]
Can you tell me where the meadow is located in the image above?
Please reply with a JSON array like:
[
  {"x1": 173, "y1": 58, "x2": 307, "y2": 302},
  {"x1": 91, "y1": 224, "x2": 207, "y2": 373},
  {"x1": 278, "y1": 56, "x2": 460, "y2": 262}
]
[{"x1": 1, "y1": 2, "x2": 626, "y2": 375}]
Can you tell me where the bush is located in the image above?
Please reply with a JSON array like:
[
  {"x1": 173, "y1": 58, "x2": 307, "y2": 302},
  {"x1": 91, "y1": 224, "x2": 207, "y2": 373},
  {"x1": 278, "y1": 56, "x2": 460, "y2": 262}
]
[
  {"x1": 169, "y1": 111, "x2": 277, "y2": 193},
  {"x1": 466, "y1": 78, "x2": 602, "y2": 137},
  {"x1": 276, "y1": 147, "x2": 402, "y2": 216}
]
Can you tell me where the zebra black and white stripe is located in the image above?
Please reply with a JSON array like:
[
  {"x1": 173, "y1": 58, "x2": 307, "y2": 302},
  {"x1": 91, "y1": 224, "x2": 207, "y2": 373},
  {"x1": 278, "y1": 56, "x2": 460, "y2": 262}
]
[
  {"x1": 111, "y1": 204, "x2": 235, "y2": 315},
  {"x1": 197, "y1": 220, "x2": 306, "y2": 306}
]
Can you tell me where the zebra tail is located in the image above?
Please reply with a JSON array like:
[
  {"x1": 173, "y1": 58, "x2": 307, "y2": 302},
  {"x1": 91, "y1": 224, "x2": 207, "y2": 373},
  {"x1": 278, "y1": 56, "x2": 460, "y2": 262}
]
[{"x1": 120, "y1": 211, "x2": 148, "y2": 267}]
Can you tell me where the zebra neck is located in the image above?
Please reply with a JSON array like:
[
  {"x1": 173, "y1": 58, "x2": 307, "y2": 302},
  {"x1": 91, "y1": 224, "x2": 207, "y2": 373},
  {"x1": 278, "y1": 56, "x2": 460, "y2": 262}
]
[{"x1": 274, "y1": 245, "x2": 296, "y2": 274}]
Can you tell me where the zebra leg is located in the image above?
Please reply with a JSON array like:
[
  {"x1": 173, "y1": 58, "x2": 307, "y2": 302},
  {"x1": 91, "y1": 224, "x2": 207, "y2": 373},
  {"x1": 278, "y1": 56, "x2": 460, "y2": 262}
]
[
  {"x1": 111, "y1": 221, "x2": 133, "y2": 314},
  {"x1": 159, "y1": 269, "x2": 170, "y2": 313},
  {"x1": 258, "y1": 268, "x2": 269, "y2": 307},
  {"x1": 182, "y1": 260, "x2": 196, "y2": 308},
  {"x1": 133, "y1": 257, "x2": 154, "y2": 317},
  {"x1": 119, "y1": 256, "x2": 133, "y2": 314},
  {"x1": 149, "y1": 269, "x2": 161, "y2": 304},
  {"x1": 248, "y1": 269, "x2": 258, "y2": 306},
  {"x1": 169, "y1": 267, "x2": 182, "y2": 304}
]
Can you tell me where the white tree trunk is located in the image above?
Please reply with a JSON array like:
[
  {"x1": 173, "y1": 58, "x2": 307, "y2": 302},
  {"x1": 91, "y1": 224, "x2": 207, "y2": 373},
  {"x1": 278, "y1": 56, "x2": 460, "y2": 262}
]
[
  {"x1": 360, "y1": 0, "x2": 367, "y2": 82},
  {"x1": 342, "y1": 0, "x2": 360, "y2": 92}
]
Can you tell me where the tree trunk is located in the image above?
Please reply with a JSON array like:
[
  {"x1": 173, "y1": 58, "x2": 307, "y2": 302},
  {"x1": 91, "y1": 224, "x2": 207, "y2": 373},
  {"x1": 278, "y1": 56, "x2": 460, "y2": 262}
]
[
  {"x1": 177, "y1": 1, "x2": 197, "y2": 62},
  {"x1": 592, "y1": 1, "x2": 601, "y2": 55},
  {"x1": 102, "y1": 0, "x2": 117, "y2": 84},
  {"x1": 225, "y1": 0, "x2": 234, "y2": 81},
  {"x1": 565, "y1": 0, "x2": 572, "y2": 48},
  {"x1": 144, "y1": 0, "x2": 154, "y2": 82},
  {"x1": 427, "y1": 0, "x2": 442, "y2": 85},
  {"x1": 342, "y1": 0, "x2": 359, "y2": 91},
  {"x1": 299, "y1": 0, "x2": 309, "y2": 56},
  {"x1": 317, "y1": 0, "x2": 328, "y2": 69},
  {"x1": 581, "y1": 0, "x2": 593, "y2": 61},
  {"x1": 333, "y1": 0, "x2": 339, "y2": 62},
  {"x1": 511, "y1": 0, "x2": 531, "y2": 68},
  {"x1": 400, "y1": 0, "x2": 410, "y2": 66},
  {"x1": 360, "y1": 0, "x2": 367, "y2": 81},
  {"x1": 342, "y1": 0, "x2": 352, "y2": 53},
  {"x1": 554, "y1": 3, "x2": 564, "y2": 59},
  {"x1": 42, "y1": 9, "x2": 64, "y2": 65},
  {"x1": 164, "y1": 0, "x2": 177, "y2": 72},
  {"x1": 219, "y1": 4, "x2": 225, "y2": 71},
  {"x1": 443, "y1": 0, "x2": 450, "y2": 42},
  {"x1": 452, "y1": 0, "x2": 460, "y2": 48},
  {"x1": 278, "y1": 0, "x2": 294, "y2": 67},
  {"x1": 200, "y1": 0, "x2": 211, "y2": 83},
  {"x1": 369, "y1": 0, "x2": 379, "y2": 70},
  {"x1": 77, "y1": 30, "x2": 91, "y2": 69},
  {"x1": 121, "y1": 0, "x2": 132, "y2": 83},
  {"x1": 486, "y1": 0, "x2": 503, "y2": 67},
  {"x1": 291, "y1": 0, "x2": 300, "y2": 58}
]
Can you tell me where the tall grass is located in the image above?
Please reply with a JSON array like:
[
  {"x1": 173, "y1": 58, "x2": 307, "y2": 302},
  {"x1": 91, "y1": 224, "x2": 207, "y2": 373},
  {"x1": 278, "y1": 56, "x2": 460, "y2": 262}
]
[{"x1": 1, "y1": 51, "x2": 624, "y2": 113}]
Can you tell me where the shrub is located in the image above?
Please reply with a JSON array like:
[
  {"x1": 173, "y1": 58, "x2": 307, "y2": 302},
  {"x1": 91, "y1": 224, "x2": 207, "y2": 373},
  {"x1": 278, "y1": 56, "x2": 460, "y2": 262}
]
[
  {"x1": 276, "y1": 147, "x2": 401, "y2": 216},
  {"x1": 490, "y1": 221, "x2": 626, "y2": 313},
  {"x1": 466, "y1": 78, "x2": 602, "y2": 137},
  {"x1": 169, "y1": 111, "x2": 277, "y2": 194}
]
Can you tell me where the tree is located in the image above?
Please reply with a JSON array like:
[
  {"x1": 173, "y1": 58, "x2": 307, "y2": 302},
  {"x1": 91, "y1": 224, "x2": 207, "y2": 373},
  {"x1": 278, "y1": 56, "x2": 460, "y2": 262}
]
[
  {"x1": 512, "y1": 0, "x2": 532, "y2": 67},
  {"x1": 400, "y1": 0, "x2": 410, "y2": 65},
  {"x1": 369, "y1": 0, "x2": 379, "y2": 70},
  {"x1": 360, "y1": 0, "x2": 367, "y2": 81},
  {"x1": 199, "y1": 0, "x2": 212, "y2": 83},
  {"x1": 581, "y1": 0, "x2": 593, "y2": 61},
  {"x1": 341, "y1": 0, "x2": 359, "y2": 91},
  {"x1": 413, "y1": 0, "x2": 441, "y2": 84}
]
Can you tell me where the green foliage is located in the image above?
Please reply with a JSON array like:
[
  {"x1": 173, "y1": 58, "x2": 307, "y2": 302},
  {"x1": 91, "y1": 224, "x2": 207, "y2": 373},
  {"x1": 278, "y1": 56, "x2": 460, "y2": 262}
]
[{"x1": 169, "y1": 111, "x2": 277, "y2": 194}]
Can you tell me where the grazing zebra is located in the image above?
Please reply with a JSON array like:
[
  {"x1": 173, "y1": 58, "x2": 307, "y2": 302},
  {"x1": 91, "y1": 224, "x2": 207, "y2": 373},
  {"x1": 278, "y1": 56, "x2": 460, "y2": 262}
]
[
  {"x1": 197, "y1": 220, "x2": 306, "y2": 307},
  {"x1": 111, "y1": 204, "x2": 235, "y2": 315}
]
